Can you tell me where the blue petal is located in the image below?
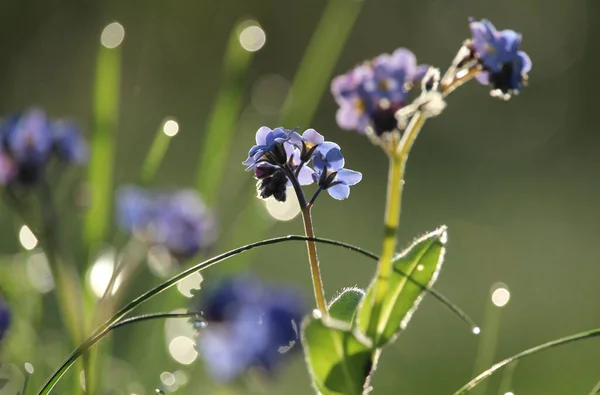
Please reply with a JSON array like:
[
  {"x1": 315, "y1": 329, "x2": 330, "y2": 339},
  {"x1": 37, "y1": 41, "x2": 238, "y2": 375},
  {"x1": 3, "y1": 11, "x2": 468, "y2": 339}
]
[
  {"x1": 328, "y1": 183, "x2": 350, "y2": 200},
  {"x1": 255, "y1": 126, "x2": 272, "y2": 145},
  {"x1": 324, "y1": 146, "x2": 345, "y2": 170},
  {"x1": 297, "y1": 165, "x2": 315, "y2": 186},
  {"x1": 301, "y1": 129, "x2": 324, "y2": 147},
  {"x1": 248, "y1": 144, "x2": 266, "y2": 158},
  {"x1": 517, "y1": 51, "x2": 532, "y2": 74},
  {"x1": 313, "y1": 142, "x2": 343, "y2": 171},
  {"x1": 6, "y1": 108, "x2": 53, "y2": 162},
  {"x1": 336, "y1": 169, "x2": 362, "y2": 186},
  {"x1": 116, "y1": 185, "x2": 155, "y2": 231},
  {"x1": 335, "y1": 102, "x2": 364, "y2": 132},
  {"x1": 311, "y1": 171, "x2": 320, "y2": 183},
  {"x1": 475, "y1": 71, "x2": 490, "y2": 85}
]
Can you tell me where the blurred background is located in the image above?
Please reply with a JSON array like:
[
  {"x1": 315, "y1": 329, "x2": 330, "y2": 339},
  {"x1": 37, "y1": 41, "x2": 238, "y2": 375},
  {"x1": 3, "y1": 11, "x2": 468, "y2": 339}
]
[{"x1": 0, "y1": 0, "x2": 599, "y2": 394}]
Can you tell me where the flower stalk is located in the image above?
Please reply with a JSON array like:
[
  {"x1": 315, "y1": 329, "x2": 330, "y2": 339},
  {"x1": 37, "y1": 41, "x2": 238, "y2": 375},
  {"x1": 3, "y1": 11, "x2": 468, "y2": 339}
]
[
  {"x1": 366, "y1": 112, "x2": 426, "y2": 338},
  {"x1": 301, "y1": 205, "x2": 328, "y2": 316},
  {"x1": 366, "y1": 69, "x2": 478, "y2": 339}
]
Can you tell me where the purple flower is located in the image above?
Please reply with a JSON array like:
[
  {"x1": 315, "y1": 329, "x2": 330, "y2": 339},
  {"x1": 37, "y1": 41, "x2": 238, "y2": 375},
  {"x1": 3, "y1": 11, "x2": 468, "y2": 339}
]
[
  {"x1": 469, "y1": 18, "x2": 532, "y2": 96},
  {"x1": 244, "y1": 126, "x2": 361, "y2": 204},
  {"x1": 242, "y1": 127, "x2": 301, "y2": 170},
  {"x1": 116, "y1": 186, "x2": 216, "y2": 259},
  {"x1": 0, "y1": 108, "x2": 88, "y2": 186},
  {"x1": 194, "y1": 276, "x2": 305, "y2": 382},
  {"x1": 0, "y1": 294, "x2": 10, "y2": 343},
  {"x1": 312, "y1": 143, "x2": 362, "y2": 200},
  {"x1": 246, "y1": 127, "x2": 319, "y2": 203},
  {"x1": 331, "y1": 48, "x2": 428, "y2": 135}
]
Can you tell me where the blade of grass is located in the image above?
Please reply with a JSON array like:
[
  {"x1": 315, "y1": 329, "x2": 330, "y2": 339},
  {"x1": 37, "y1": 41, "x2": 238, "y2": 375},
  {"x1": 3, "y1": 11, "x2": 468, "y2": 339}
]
[
  {"x1": 280, "y1": 0, "x2": 363, "y2": 127},
  {"x1": 228, "y1": 0, "x2": 364, "y2": 266},
  {"x1": 497, "y1": 361, "x2": 518, "y2": 395},
  {"x1": 84, "y1": 26, "x2": 123, "y2": 251},
  {"x1": 83, "y1": 23, "x2": 124, "y2": 395},
  {"x1": 140, "y1": 118, "x2": 178, "y2": 184},
  {"x1": 195, "y1": 20, "x2": 256, "y2": 204},
  {"x1": 471, "y1": 284, "x2": 508, "y2": 395}
]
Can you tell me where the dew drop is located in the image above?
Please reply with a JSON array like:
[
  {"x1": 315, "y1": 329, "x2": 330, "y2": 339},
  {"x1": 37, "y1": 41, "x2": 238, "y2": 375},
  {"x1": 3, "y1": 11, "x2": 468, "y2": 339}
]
[
  {"x1": 472, "y1": 326, "x2": 481, "y2": 335},
  {"x1": 193, "y1": 318, "x2": 207, "y2": 329},
  {"x1": 24, "y1": 362, "x2": 34, "y2": 374},
  {"x1": 312, "y1": 309, "x2": 323, "y2": 319},
  {"x1": 155, "y1": 389, "x2": 165, "y2": 395}
]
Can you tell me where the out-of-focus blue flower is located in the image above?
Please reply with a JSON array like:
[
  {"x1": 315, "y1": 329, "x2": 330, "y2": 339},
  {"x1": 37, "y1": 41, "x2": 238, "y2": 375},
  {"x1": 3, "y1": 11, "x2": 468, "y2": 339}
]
[
  {"x1": 116, "y1": 186, "x2": 216, "y2": 259},
  {"x1": 194, "y1": 276, "x2": 305, "y2": 382},
  {"x1": 331, "y1": 48, "x2": 428, "y2": 135},
  {"x1": 0, "y1": 294, "x2": 10, "y2": 343},
  {"x1": 469, "y1": 18, "x2": 531, "y2": 95},
  {"x1": 312, "y1": 143, "x2": 362, "y2": 200},
  {"x1": 242, "y1": 127, "x2": 301, "y2": 170},
  {"x1": 0, "y1": 108, "x2": 88, "y2": 186},
  {"x1": 52, "y1": 120, "x2": 89, "y2": 164}
]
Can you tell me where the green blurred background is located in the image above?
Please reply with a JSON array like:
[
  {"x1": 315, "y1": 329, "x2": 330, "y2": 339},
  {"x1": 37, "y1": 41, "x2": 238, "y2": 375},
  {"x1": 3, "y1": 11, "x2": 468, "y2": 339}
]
[{"x1": 1, "y1": 0, "x2": 599, "y2": 394}]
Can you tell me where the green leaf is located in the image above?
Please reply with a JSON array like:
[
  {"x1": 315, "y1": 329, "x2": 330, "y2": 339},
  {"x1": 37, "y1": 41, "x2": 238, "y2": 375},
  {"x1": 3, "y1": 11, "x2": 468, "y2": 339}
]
[
  {"x1": 302, "y1": 315, "x2": 374, "y2": 395},
  {"x1": 328, "y1": 287, "x2": 365, "y2": 324},
  {"x1": 0, "y1": 378, "x2": 8, "y2": 390},
  {"x1": 358, "y1": 226, "x2": 447, "y2": 347}
]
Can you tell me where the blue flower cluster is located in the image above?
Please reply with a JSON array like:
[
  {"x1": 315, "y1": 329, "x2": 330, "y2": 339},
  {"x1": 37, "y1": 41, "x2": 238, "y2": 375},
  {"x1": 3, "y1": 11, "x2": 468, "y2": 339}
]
[
  {"x1": 0, "y1": 108, "x2": 88, "y2": 186},
  {"x1": 243, "y1": 127, "x2": 362, "y2": 202},
  {"x1": 0, "y1": 294, "x2": 10, "y2": 344},
  {"x1": 330, "y1": 18, "x2": 532, "y2": 137},
  {"x1": 468, "y1": 18, "x2": 531, "y2": 97},
  {"x1": 331, "y1": 48, "x2": 428, "y2": 136},
  {"x1": 194, "y1": 276, "x2": 305, "y2": 382},
  {"x1": 116, "y1": 186, "x2": 217, "y2": 259}
]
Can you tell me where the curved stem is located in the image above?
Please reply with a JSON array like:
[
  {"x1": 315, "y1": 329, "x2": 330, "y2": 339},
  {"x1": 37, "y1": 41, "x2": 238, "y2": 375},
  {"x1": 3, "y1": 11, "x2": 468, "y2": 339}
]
[
  {"x1": 301, "y1": 206, "x2": 328, "y2": 316},
  {"x1": 109, "y1": 312, "x2": 203, "y2": 330},
  {"x1": 36, "y1": 234, "x2": 474, "y2": 395},
  {"x1": 453, "y1": 328, "x2": 600, "y2": 394},
  {"x1": 36, "y1": 235, "x2": 327, "y2": 394}
]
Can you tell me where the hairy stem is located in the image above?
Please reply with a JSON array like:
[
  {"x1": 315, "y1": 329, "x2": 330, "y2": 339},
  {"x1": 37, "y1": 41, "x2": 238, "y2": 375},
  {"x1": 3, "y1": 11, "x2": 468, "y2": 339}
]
[
  {"x1": 366, "y1": 113, "x2": 427, "y2": 339},
  {"x1": 301, "y1": 205, "x2": 328, "y2": 316}
]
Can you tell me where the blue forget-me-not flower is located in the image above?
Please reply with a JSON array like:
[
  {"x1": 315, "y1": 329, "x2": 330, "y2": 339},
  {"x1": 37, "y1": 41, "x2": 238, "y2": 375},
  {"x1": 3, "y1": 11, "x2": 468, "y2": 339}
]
[
  {"x1": 0, "y1": 108, "x2": 88, "y2": 186},
  {"x1": 331, "y1": 48, "x2": 428, "y2": 136},
  {"x1": 116, "y1": 186, "x2": 217, "y2": 259},
  {"x1": 194, "y1": 275, "x2": 305, "y2": 382},
  {"x1": 468, "y1": 18, "x2": 531, "y2": 98},
  {"x1": 312, "y1": 143, "x2": 362, "y2": 200},
  {"x1": 244, "y1": 126, "x2": 361, "y2": 203}
]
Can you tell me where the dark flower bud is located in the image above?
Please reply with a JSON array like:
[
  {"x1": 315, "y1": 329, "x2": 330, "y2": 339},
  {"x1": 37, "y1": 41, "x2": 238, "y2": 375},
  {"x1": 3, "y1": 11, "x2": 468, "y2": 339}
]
[{"x1": 257, "y1": 168, "x2": 288, "y2": 202}]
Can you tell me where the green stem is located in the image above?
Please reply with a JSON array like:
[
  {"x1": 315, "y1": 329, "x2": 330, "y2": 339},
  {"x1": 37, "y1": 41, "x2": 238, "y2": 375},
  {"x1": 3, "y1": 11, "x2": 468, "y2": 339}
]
[
  {"x1": 109, "y1": 312, "x2": 202, "y2": 330},
  {"x1": 453, "y1": 328, "x2": 600, "y2": 394},
  {"x1": 36, "y1": 234, "x2": 471, "y2": 394},
  {"x1": 366, "y1": 112, "x2": 427, "y2": 339},
  {"x1": 301, "y1": 206, "x2": 328, "y2": 316}
]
